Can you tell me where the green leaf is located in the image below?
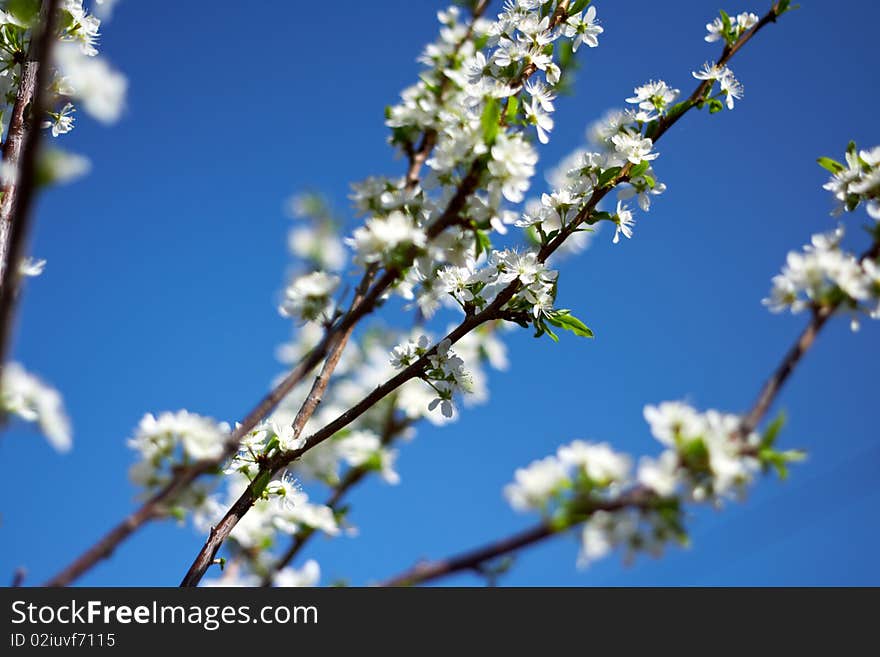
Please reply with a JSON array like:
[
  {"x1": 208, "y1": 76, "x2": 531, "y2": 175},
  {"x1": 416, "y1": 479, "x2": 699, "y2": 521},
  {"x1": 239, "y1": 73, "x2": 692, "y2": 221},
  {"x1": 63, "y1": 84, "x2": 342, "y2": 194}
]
[
  {"x1": 817, "y1": 156, "x2": 846, "y2": 174},
  {"x1": 363, "y1": 453, "x2": 384, "y2": 472},
  {"x1": 629, "y1": 160, "x2": 650, "y2": 179},
  {"x1": 524, "y1": 224, "x2": 542, "y2": 247},
  {"x1": 264, "y1": 435, "x2": 280, "y2": 454},
  {"x1": 681, "y1": 438, "x2": 710, "y2": 470},
  {"x1": 781, "y1": 449, "x2": 807, "y2": 465},
  {"x1": 546, "y1": 309, "x2": 594, "y2": 338},
  {"x1": 533, "y1": 317, "x2": 559, "y2": 342},
  {"x1": 597, "y1": 166, "x2": 621, "y2": 188},
  {"x1": 481, "y1": 97, "x2": 501, "y2": 145},
  {"x1": 58, "y1": 9, "x2": 76, "y2": 32},
  {"x1": 8, "y1": 0, "x2": 40, "y2": 25},
  {"x1": 758, "y1": 447, "x2": 806, "y2": 480},
  {"x1": 570, "y1": 0, "x2": 592, "y2": 14},
  {"x1": 505, "y1": 95, "x2": 519, "y2": 124},
  {"x1": 707, "y1": 98, "x2": 724, "y2": 114},
  {"x1": 761, "y1": 411, "x2": 786, "y2": 448},
  {"x1": 474, "y1": 228, "x2": 492, "y2": 259},
  {"x1": 719, "y1": 9, "x2": 732, "y2": 35},
  {"x1": 557, "y1": 39, "x2": 574, "y2": 70}
]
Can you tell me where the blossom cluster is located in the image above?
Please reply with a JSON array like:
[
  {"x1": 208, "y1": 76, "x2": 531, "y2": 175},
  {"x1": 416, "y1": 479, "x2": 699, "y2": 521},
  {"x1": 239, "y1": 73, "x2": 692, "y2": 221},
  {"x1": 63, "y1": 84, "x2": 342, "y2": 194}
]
[
  {"x1": 204, "y1": 559, "x2": 320, "y2": 588},
  {"x1": 279, "y1": 270, "x2": 340, "y2": 323},
  {"x1": 764, "y1": 143, "x2": 880, "y2": 329},
  {"x1": 390, "y1": 335, "x2": 474, "y2": 419},
  {"x1": 763, "y1": 226, "x2": 879, "y2": 327},
  {"x1": 518, "y1": 95, "x2": 668, "y2": 250},
  {"x1": 344, "y1": 2, "x2": 605, "y2": 314},
  {"x1": 224, "y1": 420, "x2": 305, "y2": 481},
  {"x1": 0, "y1": 1, "x2": 126, "y2": 141},
  {"x1": 517, "y1": 5, "x2": 752, "y2": 259},
  {"x1": 504, "y1": 401, "x2": 801, "y2": 568},
  {"x1": 127, "y1": 413, "x2": 342, "y2": 560},
  {"x1": 127, "y1": 410, "x2": 229, "y2": 506},
  {"x1": 285, "y1": 193, "x2": 347, "y2": 272},
  {"x1": 704, "y1": 10, "x2": 759, "y2": 45},
  {"x1": 822, "y1": 143, "x2": 880, "y2": 220},
  {"x1": 195, "y1": 472, "x2": 340, "y2": 555}
]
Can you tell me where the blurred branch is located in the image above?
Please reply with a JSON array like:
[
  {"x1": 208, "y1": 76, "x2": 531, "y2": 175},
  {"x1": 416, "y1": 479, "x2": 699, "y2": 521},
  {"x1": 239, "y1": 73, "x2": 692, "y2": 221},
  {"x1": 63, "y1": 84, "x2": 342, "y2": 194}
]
[
  {"x1": 11, "y1": 566, "x2": 26, "y2": 587},
  {"x1": 0, "y1": 0, "x2": 61, "y2": 372}
]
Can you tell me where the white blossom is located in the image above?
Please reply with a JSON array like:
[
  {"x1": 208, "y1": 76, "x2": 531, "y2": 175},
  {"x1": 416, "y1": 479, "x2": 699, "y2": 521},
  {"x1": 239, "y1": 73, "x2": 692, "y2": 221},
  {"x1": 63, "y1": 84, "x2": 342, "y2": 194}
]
[
  {"x1": 54, "y1": 43, "x2": 127, "y2": 123},
  {"x1": 612, "y1": 200, "x2": 635, "y2": 244},
  {"x1": 20, "y1": 257, "x2": 46, "y2": 277},
  {"x1": 626, "y1": 80, "x2": 679, "y2": 114},
  {"x1": 43, "y1": 102, "x2": 76, "y2": 137},
  {"x1": 637, "y1": 451, "x2": 680, "y2": 496},
  {"x1": 643, "y1": 401, "x2": 705, "y2": 447},
  {"x1": 347, "y1": 211, "x2": 427, "y2": 265},
  {"x1": 562, "y1": 6, "x2": 603, "y2": 52},
  {"x1": 488, "y1": 133, "x2": 538, "y2": 203},
  {"x1": 611, "y1": 132, "x2": 658, "y2": 165},
  {"x1": 557, "y1": 441, "x2": 632, "y2": 484},
  {"x1": 504, "y1": 456, "x2": 570, "y2": 511},
  {"x1": 129, "y1": 410, "x2": 228, "y2": 462},
  {"x1": 1, "y1": 363, "x2": 72, "y2": 452},
  {"x1": 763, "y1": 225, "x2": 876, "y2": 325},
  {"x1": 274, "y1": 560, "x2": 320, "y2": 587},
  {"x1": 279, "y1": 271, "x2": 340, "y2": 322}
]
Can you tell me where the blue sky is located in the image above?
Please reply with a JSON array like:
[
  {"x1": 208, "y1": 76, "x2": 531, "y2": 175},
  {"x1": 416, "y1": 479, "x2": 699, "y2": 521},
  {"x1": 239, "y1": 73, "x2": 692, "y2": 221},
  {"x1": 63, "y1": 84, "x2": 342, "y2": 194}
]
[{"x1": 2, "y1": 0, "x2": 878, "y2": 587}]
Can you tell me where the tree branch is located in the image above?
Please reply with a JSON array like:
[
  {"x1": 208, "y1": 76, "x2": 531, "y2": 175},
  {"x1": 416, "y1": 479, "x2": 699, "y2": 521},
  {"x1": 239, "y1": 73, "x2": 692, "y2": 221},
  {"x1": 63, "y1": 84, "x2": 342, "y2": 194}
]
[
  {"x1": 0, "y1": 0, "x2": 61, "y2": 372},
  {"x1": 174, "y1": 2, "x2": 786, "y2": 587}
]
